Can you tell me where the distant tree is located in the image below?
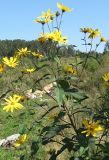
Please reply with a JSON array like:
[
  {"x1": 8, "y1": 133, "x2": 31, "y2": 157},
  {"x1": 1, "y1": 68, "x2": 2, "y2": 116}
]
[
  {"x1": 0, "y1": 39, "x2": 37, "y2": 58},
  {"x1": 0, "y1": 39, "x2": 78, "y2": 58},
  {"x1": 57, "y1": 45, "x2": 76, "y2": 57},
  {"x1": 104, "y1": 40, "x2": 109, "y2": 53}
]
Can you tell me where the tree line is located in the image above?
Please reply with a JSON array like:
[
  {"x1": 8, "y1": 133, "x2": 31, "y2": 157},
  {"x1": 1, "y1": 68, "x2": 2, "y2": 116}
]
[
  {"x1": 0, "y1": 39, "x2": 107, "y2": 58},
  {"x1": 0, "y1": 39, "x2": 37, "y2": 57}
]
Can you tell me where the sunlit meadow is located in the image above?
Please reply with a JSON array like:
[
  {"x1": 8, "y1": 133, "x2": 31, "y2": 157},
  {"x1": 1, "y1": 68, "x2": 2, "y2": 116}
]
[{"x1": 0, "y1": 2, "x2": 109, "y2": 160}]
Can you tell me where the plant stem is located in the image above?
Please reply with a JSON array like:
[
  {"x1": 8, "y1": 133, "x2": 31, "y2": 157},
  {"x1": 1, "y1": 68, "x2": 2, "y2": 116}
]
[
  {"x1": 79, "y1": 38, "x2": 93, "y2": 79},
  {"x1": 58, "y1": 12, "x2": 63, "y2": 30},
  {"x1": 62, "y1": 103, "x2": 79, "y2": 137},
  {"x1": 42, "y1": 24, "x2": 45, "y2": 34}
]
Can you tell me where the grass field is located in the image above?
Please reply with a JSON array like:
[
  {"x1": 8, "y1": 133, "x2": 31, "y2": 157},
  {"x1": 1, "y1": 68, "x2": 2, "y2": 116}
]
[{"x1": 0, "y1": 53, "x2": 109, "y2": 159}]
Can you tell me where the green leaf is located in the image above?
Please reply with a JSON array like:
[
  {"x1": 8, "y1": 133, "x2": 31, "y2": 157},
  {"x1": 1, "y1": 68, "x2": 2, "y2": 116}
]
[
  {"x1": 31, "y1": 141, "x2": 39, "y2": 158},
  {"x1": 19, "y1": 124, "x2": 26, "y2": 134},
  {"x1": 37, "y1": 64, "x2": 50, "y2": 70},
  {"x1": 88, "y1": 138, "x2": 96, "y2": 158},
  {"x1": 58, "y1": 80, "x2": 70, "y2": 90},
  {"x1": 54, "y1": 56, "x2": 61, "y2": 65},
  {"x1": 55, "y1": 87, "x2": 65, "y2": 107},
  {"x1": 67, "y1": 76, "x2": 78, "y2": 80},
  {"x1": 79, "y1": 146, "x2": 88, "y2": 156},
  {"x1": 41, "y1": 111, "x2": 67, "y2": 144},
  {"x1": 42, "y1": 124, "x2": 70, "y2": 144},
  {"x1": 20, "y1": 155, "x2": 29, "y2": 160},
  {"x1": 0, "y1": 89, "x2": 11, "y2": 99},
  {"x1": 65, "y1": 89, "x2": 88, "y2": 102},
  {"x1": 20, "y1": 155, "x2": 25, "y2": 160}
]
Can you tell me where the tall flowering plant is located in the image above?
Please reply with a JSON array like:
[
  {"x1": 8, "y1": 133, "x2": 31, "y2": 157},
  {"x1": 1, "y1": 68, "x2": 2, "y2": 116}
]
[{"x1": 0, "y1": 2, "x2": 108, "y2": 160}]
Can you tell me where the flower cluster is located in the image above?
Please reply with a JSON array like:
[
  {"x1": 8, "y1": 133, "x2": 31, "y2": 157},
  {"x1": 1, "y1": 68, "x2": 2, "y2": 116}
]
[
  {"x1": 34, "y1": 9, "x2": 55, "y2": 24},
  {"x1": 80, "y1": 27, "x2": 107, "y2": 42},
  {"x1": 39, "y1": 30, "x2": 67, "y2": 44},
  {"x1": 1, "y1": 47, "x2": 44, "y2": 70},
  {"x1": 35, "y1": 3, "x2": 72, "y2": 44}
]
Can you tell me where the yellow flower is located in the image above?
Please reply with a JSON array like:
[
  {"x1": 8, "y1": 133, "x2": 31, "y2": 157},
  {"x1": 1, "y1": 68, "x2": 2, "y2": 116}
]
[
  {"x1": 14, "y1": 134, "x2": 27, "y2": 147},
  {"x1": 52, "y1": 30, "x2": 67, "y2": 43},
  {"x1": 38, "y1": 9, "x2": 55, "y2": 20},
  {"x1": 39, "y1": 32, "x2": 54, "y2": 41},
  {"x1": 40, "y1": 30, "x2": 67, "y2": 44},
  {"x1": 82, "y1": 119, "x2": 103, "y2": 137},
  {"x1": 80, "y1": 28, "x2": 93, "y2": 34},
  {"x1": 45, "y1": 32, "x2": 54, "y2": 40},
  {"x1": 89, "y1": 29, "x2": 101, "y2": 39},
  {"x1": 0, "y1": 64, "x2": 5, "y2": 73},
  {"x1": 37, "y1": 36, "x2": 46, "y2": 43},
  {"x1": 16, "y1": 47, "x2": 31, "y2": 57},
  {"x1": 13, "y1": 94, "x2": 24, "y2": 100},
  {"x1": 34, "y1": 19, "x2": 50, "y2": 24},
  {"x1": 19, "y1": 95, "x2": 27, "y2": 102},
  {"x1": 102, "y1": 73, "x2": 109, "y2": 82},
  {"x1": 100, "y1": 36, "x2": 107, "y2": 43},
  {"x1": 23, "y1": 68, "x2": 36, "y2": 73},
  {"x1": 3, "y1": 94, "x2": 24, "y2": 112},
  {"x1": 2, "y1": 57, "x2": 19, "y2": 68},
  {"x1": 57, "y1": 3, "x2": 72, "y2": 12},
  {"x1": 35, "y1": 9, "x2": 54, "y2": 25},
  {"x1": 32, "y1": 52, "x2": 44, "y2": 58},
  {"x1": 64, "y1": 65, "x2": 77, "y2": 75}
]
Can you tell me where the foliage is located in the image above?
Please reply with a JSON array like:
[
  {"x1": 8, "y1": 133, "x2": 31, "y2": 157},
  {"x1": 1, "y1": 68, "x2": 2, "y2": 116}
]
[{"x1": 0, "y1": 39, "x2": 37, "y2": 57}]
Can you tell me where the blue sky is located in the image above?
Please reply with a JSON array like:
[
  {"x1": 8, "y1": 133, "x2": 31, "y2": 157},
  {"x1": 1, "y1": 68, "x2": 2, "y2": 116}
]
[{"x1": 0, "y1": 0, "x2": 109, "y2": 52}]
